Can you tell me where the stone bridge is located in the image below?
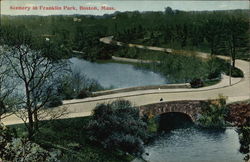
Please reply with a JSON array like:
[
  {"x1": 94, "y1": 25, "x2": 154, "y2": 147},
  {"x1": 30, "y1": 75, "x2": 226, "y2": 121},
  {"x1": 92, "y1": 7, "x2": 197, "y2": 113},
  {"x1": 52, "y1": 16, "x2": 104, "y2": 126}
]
[{"x1": 138, "y1": 100, "x2": 208, "y2": 122}]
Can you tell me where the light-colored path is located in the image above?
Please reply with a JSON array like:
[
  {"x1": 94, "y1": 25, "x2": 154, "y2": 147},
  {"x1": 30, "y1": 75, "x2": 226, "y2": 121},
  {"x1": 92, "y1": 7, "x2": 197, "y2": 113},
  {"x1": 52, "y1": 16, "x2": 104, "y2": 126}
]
[{"x1": 2, "y1": 37, "x2": 250, "y2": 125}]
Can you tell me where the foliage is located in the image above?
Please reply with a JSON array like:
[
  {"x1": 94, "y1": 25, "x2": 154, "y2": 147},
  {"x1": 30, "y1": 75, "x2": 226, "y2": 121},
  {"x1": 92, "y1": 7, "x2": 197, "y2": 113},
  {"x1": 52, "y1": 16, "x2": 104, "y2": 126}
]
[
  {"x1": 137, "y1": 53, "x2": 207, "y2": 83},
  {"x1": 1, "y1": 9, "x2": 248, "y2": 62},
  {"x1": 136, "y1": 52, "x2": 243, "y2": 84},
  {"x1": 76, "y1": 90, "x2": 91, "y2": 99},
  {"x1": 2, "y1": 138, "x2": 59, "y2": 162},
  {"x1": 10, "y1": 117, "x2": 133, "y2": 162},
  {"x1": 226, "y1": 101, "x2": 250, "y2": 161},
  {"x1": 0, "y1": 49, "x2": 16, "y2": 121},
  {"x1": 142, "y1": 115, "x2": 158, "y2": 134},
  {"x1": 190, "y1": 78, "x2": 204, "y2": 88},
  {"x1": 45, "y1": 95, "x2": 63, "y2": 108},
  {"x1": 0, "y1": 123, "x2": 15, "y2": 155},
  {"x1": 236, "y1": 113, "x2": 250, "y2": 161},
  {"x1": 57, "y1": 71, "x2": 103, "y2": 100},
  {"x1": 226, "y1": 102, "x2": 250, "y2": 126},
  {"x1": 238, "y1": 127, "x2": 250, "y2": 151},
  {"x1": 57, "y1": 76, "x2": 75, "y2": 100},
  {"x1": 0, "y1": 123, "x2": 59, "y2": 162},
  {"x1": 238, "y1": 126, "x2": 250, "y2": 161},
  {"x1": 206, "y1": 58, "x2": 243, "y2": 78},
  {"x1": 227, "y1": 67, "x2": 244, "y2": 78},
  {"x1": 197, "y1": 95, "x2": 228, "y2": 128},
  {"x1": 87, "y1": 100, "x2": 148, "y2": 156},
  {"x1": 1, "y1": 25, "x2": 70, "y2": 139}
]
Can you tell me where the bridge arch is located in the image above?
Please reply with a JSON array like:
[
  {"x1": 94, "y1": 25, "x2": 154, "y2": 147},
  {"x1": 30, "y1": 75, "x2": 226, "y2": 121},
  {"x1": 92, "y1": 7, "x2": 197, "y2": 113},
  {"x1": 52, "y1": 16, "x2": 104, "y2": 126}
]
[
  {"x1": 159, "y1": 111, "x2": 194, "y2": 122},
  {"x1": 158, "y1": 112, "x2": 194, "y2": 130}
]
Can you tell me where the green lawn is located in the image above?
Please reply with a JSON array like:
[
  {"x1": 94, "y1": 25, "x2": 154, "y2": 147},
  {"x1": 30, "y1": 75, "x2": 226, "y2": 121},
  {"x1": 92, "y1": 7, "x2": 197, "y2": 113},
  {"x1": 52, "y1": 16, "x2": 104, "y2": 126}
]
[{"x1": 9, "y1": 117, "x2": 134, "y2": 162}]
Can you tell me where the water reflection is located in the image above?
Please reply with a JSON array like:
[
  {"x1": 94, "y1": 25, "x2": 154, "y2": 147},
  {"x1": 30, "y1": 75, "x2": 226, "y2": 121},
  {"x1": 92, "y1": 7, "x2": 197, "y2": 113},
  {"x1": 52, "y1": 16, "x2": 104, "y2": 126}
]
[
  {"x1": 143, "y1": 113, "x2": 244, "y2": 162},
  {"x1": 69, "y1": 57, "x2": 167, "y2": 89}
]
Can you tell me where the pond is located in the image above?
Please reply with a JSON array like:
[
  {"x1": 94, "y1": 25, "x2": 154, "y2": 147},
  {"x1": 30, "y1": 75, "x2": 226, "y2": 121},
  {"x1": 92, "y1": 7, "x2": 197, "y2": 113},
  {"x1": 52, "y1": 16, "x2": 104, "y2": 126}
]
[
  {"x1": 69, "y1": 57, "x2": 167, "y2": 89},
  {"x1": 139, "y1": 113, "x2": 244, "y2": 162},
  {"x1": 142, "y1": 127, "x2": 244, "y2": 162}
]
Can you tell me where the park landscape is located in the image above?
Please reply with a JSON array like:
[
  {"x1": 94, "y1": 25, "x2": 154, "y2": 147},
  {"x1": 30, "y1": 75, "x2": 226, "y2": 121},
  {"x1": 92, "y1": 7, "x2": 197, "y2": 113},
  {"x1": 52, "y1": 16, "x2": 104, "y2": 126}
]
[{"x1": 0, "y1": 4, "x2": 250, "y2": 162}]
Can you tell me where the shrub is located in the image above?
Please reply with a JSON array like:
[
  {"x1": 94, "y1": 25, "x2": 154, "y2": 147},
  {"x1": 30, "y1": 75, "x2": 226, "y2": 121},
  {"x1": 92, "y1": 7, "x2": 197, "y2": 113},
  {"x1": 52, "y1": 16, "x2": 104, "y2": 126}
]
[
  {"x1": 142, "y1": 113, "x2": 158, "y2": 134},
  {"x1": 0, "y1": 123, "x2": 59, "y2": 162},
  {"x1": 87, "y1": 100, "x2": 147, "y2": 156},
  {"x1": 207, "y1": 71, "x2": 221, "y2": 80},
  {"x1": 222, "y1": 63, "x2": 244, "y2": 78},
  {"x1": 57, "y1": 72, "x2": 104, "y2": 100},
  {"x1": 190, "y1": 78, "x2": 204, "y2": 88},
  {"x1": 87, "y1": 80, "x2": 104, "y2": 92},
  {"x1": 231, "y1": 67, "x2": 244, "y2": 77},
  {"x1": 46, "y1": 95, "x2": 63, "y2": 108},
  {"x1": 238, "y1": 126, "x2": 250, "y2": 161},
  {"x1": 57, "y1": 80, "x2": 75, "y2": 100},
  {"x1": 197, "y1": 95, "x2": 228, "y2": 128},
  {"x1": 76, "y1": 90, "x2": 91, "y2": 99},
  {"x1": 2, "y1": 138, "x2": 60, "y2": 162},
  {"x1": 0, "y1": 123, "x2": 14, "y2": 157}
]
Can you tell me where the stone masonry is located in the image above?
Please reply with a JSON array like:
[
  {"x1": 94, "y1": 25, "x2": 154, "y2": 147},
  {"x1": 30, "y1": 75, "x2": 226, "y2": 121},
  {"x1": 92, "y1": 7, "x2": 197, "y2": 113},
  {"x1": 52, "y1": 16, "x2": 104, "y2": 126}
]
[{"x1": 138, "y1": 100, "x2": 208, "y2": 122}]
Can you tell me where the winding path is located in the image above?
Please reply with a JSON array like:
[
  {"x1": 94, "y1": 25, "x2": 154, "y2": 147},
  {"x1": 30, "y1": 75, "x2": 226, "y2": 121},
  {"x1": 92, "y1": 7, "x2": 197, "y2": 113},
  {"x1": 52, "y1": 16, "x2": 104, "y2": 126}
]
[{"x1": 2, "y1": 37, "x2": 250, "y2": 125}]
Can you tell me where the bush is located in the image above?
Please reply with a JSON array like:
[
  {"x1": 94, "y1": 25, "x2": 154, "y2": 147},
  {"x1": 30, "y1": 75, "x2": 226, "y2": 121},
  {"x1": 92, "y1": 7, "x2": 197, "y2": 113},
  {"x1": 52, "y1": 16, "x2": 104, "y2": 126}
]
[
  {"x1": 57, "y1": 71, "x2": 104, "y2": 100},
  {"x1": 87, "y1": 80, "x2": 104, "y2": 92},
  {"x1": 238, "y1": 126, "x2": 250, "y2": 161},
  {"x1": 87, "y1": 100, "x2": 147, "y2": 156},
  {"x1": 0, "y1": 123, "x2": 14, "y2": 157},
  {"x1": 46, "y1": 95, "x2": 63, "y2": 108},
  {"x1": 231, "y1": 67, "x2": 244, "y2": 77},
  {"x1": 222, "y1": 62, "x2": 244, "y2": 78},
  {"x1": 190, "y1": 78, "x2": 204, "y2": 88},
  {"x1": 57, "y1": 80, "x2": 75, "y2": 100},
  {"x1": 2, "y1": 138, "x2": 59, "y2": 162},
  {"x1": 77, "y1": 90, "x2": 91, "y2": 99},
  {"x1": 0, "y1": 123, "x2": 59, "y2": 162},
  {"x1": 197, "y1": 95, "x2": 228, "y2": 128}
]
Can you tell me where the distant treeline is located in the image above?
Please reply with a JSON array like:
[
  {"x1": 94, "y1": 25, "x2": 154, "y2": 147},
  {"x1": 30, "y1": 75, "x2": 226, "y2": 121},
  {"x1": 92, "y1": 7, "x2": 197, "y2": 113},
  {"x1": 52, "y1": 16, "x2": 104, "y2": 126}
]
[{"x1": 0, "y1": 8, "x2": 249, "y2": 61}]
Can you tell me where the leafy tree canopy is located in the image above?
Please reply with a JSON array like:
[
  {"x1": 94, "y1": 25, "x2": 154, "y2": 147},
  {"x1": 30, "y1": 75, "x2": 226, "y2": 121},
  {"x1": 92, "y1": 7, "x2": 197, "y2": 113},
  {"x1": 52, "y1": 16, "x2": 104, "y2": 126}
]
[{"x1": 87, "y1": 100, "x2": 148, "y2": 156}]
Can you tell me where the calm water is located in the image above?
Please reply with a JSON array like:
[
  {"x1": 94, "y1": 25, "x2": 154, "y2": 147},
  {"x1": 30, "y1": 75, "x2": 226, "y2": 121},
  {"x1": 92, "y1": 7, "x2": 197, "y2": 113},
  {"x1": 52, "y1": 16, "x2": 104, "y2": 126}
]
[
  {"x1": 69, "y1": 57, "x2": 167, "y2": 89},
  {"x1": 143, "y1": 127, "x2": 244, "y2": 162}
]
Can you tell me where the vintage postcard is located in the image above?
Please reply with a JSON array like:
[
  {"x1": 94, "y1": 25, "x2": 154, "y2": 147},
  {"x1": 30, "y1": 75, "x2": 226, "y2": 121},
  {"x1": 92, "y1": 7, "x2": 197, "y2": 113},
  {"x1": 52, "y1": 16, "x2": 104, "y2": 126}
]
[{"x1": 0, "y1": 0, "x2": 249, "y2": 161}]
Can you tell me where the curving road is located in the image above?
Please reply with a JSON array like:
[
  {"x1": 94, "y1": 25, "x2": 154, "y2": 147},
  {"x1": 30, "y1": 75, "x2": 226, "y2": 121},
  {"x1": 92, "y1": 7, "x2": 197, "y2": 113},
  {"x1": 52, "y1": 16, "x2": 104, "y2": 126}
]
[{"x1": 2, "y1": 37, "x2": 250, "y2": 125}]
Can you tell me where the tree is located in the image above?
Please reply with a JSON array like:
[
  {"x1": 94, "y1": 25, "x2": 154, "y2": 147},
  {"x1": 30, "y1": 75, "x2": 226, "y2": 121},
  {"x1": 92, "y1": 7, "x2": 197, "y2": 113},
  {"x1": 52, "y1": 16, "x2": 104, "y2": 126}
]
[
  {"x1": 203, "y1": 15, "x2": 224, "y2": 56},
  {"x1": 87, "y1": 100, "x2": 148, "y2": 156},
  {"x1": 225, "y1": 15, "x2": 249, "y2": 67},
  {"x1": 164, "y1": 7, "x2": 174, "y2": 15},
  {"x1": 0, "y1": 48, "x2": 16, "y2": 122},
  {"x1": 57, "y1": 68, "x2": 103, "y2": 100},
  {"x1": 2, "y1": 25, "x2": 68, "y2": 139}
]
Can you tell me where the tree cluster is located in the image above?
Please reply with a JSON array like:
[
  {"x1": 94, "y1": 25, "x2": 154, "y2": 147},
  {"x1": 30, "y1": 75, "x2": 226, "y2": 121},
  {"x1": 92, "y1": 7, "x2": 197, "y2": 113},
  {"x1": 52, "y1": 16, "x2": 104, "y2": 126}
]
[
  {"x1": 1, "y1": 8, "x2": 248, "y2": 63},
  {"x1": 87, "y1": 100, "x2": 148, "y2": 156}
]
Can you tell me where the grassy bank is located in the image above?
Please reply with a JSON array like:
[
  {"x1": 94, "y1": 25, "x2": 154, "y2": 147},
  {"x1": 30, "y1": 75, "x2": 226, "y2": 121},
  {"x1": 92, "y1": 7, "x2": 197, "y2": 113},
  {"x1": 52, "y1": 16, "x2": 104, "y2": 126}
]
[
  {"x1": 9, "y1": 117, "x2": 134, "y2": 162},
  {"x1": 95, "y1": 45, "x2": 243, "y2": 87},
  {"x1": 111, "y1": 46, "x2": 243, "y2": 83}
]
